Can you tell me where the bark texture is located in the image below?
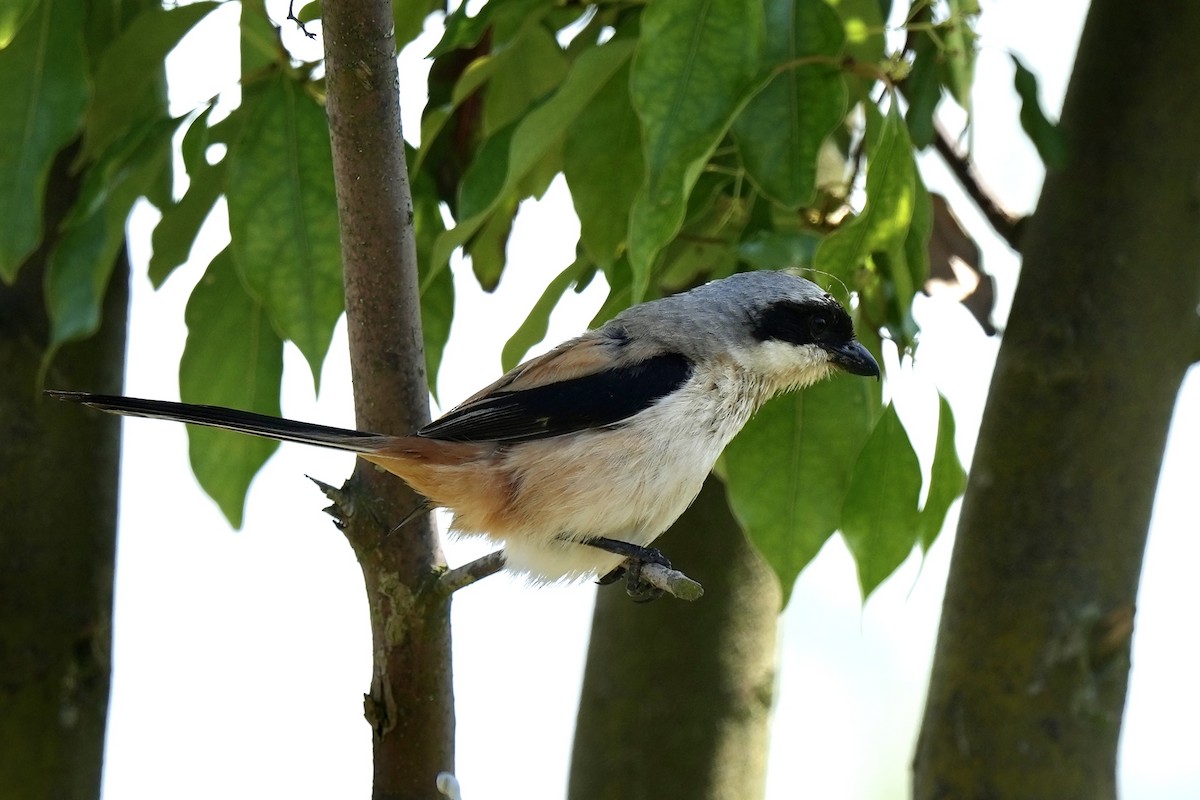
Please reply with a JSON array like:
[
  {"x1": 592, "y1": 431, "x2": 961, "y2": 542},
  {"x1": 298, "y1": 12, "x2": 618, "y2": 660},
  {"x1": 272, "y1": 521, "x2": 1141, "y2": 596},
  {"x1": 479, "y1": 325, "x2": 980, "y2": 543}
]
[
  {"x1": 569, "y1": 476, "x2": 780, "y2": 800},
  {"x1": 914, "y1": 2, "x2": 1200, "y2": 797},
  {"x1": 322, "y1": 2, "x2": 454, "y2": 797},
  {"x1": 0, "y1": 151, "x2": 128, "y2": 800}
]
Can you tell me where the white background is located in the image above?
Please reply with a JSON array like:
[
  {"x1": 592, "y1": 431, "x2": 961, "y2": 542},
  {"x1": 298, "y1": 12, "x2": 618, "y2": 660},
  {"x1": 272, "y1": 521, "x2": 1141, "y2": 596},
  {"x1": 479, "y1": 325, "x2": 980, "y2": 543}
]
[{"x1": 98, "y1": 1, "x2": 1199, "y2": 798}]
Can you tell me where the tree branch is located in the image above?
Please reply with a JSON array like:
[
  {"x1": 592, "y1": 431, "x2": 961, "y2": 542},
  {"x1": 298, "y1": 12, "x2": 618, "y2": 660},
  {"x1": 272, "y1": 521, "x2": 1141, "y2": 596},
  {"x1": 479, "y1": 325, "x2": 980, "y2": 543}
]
[
  {"x1": 915, "y1": 1, "x2": 1200, "y2": 794},
  {"x1": 570, "y1": 477, "x2": 778, "y2": 798},
  {"x1": 1, "y1": 142, "x2": 129, "y2": 799},
  {"x1": 639, "y1": 562, "x2": 705, "y2": 601},
  {"x1": 933, "y1": 122, "x2": 1026, "y2": 251},
  {"x1": 438, "y1": 551, "x2": 507, "y2": 595},
  {"x1": 321, "y1": 0, "x2": 454, "y2": 793}
]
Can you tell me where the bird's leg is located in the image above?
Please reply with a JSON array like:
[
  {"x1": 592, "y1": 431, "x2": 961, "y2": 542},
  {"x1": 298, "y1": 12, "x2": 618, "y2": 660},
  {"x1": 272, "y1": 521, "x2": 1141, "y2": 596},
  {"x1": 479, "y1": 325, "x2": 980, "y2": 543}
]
[
  {"x1": 587, "y1": 536, "x2": 672, "y2": 602},
  {"x1": 586, "y1": 536, "x2": 672, "y2": 566}
]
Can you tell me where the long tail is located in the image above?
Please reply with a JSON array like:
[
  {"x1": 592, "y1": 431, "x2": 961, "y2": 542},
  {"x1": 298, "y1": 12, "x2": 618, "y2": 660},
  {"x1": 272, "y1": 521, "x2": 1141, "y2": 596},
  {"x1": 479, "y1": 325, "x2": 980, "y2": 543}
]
[{"x1": 46, "y1": 391, "x2": 394, "y2": 455}]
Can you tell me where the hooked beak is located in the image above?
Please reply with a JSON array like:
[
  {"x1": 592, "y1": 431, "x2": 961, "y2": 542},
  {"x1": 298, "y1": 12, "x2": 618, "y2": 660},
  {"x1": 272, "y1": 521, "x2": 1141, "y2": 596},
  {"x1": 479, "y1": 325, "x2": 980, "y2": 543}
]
[{"x1": 828, "y1": 340, "x2": 880, "y2": 379}]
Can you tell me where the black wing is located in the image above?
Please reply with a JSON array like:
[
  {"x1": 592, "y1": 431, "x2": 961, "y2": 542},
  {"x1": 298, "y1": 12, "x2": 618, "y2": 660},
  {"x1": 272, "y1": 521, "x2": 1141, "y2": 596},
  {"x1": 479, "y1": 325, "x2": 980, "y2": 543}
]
[{"x1": 417, "y1": 352, "x2": 694, "y2": 443}]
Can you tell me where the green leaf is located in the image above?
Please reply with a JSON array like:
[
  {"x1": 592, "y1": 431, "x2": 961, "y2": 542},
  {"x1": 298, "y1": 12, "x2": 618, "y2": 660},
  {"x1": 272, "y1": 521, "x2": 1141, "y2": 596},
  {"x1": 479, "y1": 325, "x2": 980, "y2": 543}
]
[
  {"x1": 0, "y1": 0, "x2": 39, "y2": 49},
  {"x1": 149, "y1": 108, "x2": 226, "y2": 286},
  {"x1": 44, "y1": 118, "x2": 172, "y2": 356},
  {"x1": 840, "y1": 403, "x2": 923, "y2": 599},
  {"x1": 903, "y1": 166, "x2": 933, "y2": 288},
  {"x1": 296, "y1": 0, "x2": 320, "y2": 23},
  {"x1": 627, "y1": 0, "x2": 764, "y2": 301},
  {"x1": 457, "y1": 123, "x2": 516, "y2": 222},
  {"x1": 813, "y1": 101, "x2": 916, "y2": 282},
  {"x1": 43, "y1": 211, "x2": 122, "y2": 349},
  {"x1": 516, "y1": 134, "x2": 562, "y2": 201},
  {"x1": 826, "y1": 0, "x2": 884, "y2": 88},
  {"x1": 66, "y1": 114, "x2": 171, "y2": 228},
  {"x1": 864, "y1": 158, "x2": 931, "y2": 350},
  {"x1": 394, "y1": 0, "x2": 440, "y2": 52},
  {"x1": 724, "y1": 375, "x2": 877, "y2": 605},
  {"x1": 411, "y1": 162, "x2": 453, "y2": 388},
  {"x1": 424, "y1": 262, "x2": 456, "y2": 393},
  {"x1": 737, "y1": 229, "x2": 821, "y2": 271},
  {"x1": 417, "y1": 3, "x2": 552, "y2": 172},
  {"x1": 656, "y1": 179, "x2": 750, "y2": 290},
  {"x1": 180, "y1": 247, "x2": 284, "y2": 528},
  {"x1": 241, "y1": 0, "x2": 278, "y2": 78},
  {"x1": 0, "y1": 0, "x2": 87, "y2": 282},
  {"x1": 466, "y1": 195, "x2": 516, "y2": 290},
  {"x1": 416, "y1": 42, "x2": 518, "y2": 180},
  {"x1": 84, "y1": 2, "x2": 219, "y2": 161},
  {"x1": 563, "y1": 61, "x2": 642, "y2": 266},
  {"x1": 150, "y1": 158, "x2": 225, "y2": 287},
  {"x1": 179, "y1": 104, "x2": 216, "y2": 173},
  {"x1": 227, "y1": 75, "x2": 344, "y2": 386},
  {"x1": 732, "y1": 0, "x2": 846, "y2": 209},
  {"x1": 918, "y1": 393, "x2": 966, "y2": 550},
  {"x1": 419, "y1": 262, "x2": 454, "y2": 396},
  {"x1": 482, "y1": 19, "x2": 568, "y2": 136},
  {"x1": 1012, "y1": 54, "x2": 1067, "y2": 169},
  {"x1": 430, "y1": 0, "x2": 547, "y2": 58},
  {"x1": 501, "y1": 258, "x2": 587, "y2": 371},
  {"x1": 903, "y1": 29, "x2": 942, "y2": 149},
  {"x1": 589, "y1": 255, "x2": 635, "y2": 327},
  {"x1": 940, "y1": 0, "x2": 979, "y2": 111},
  {"x1": 208, "y1": 97, "x2": 250, "y2": 147},
  {"x1": 429, "y1": 38, "x2": 635, "y2": 287}
]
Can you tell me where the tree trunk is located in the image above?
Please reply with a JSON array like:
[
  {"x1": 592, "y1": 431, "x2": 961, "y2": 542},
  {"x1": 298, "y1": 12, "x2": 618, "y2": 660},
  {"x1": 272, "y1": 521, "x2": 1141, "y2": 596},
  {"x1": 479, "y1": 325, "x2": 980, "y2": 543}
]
[
  {"x1": 0, "y1": 149, "x2": 129, "y2": 799},
  {"x1": 914, "y1": 2, "x2": 1200, "y2": 797},
  {"x1": 322, "y1": 1, "x2": 455, "y2": 797},
  {"x1": 569, "y1": 476, "x2": 780, "y2": 800}
]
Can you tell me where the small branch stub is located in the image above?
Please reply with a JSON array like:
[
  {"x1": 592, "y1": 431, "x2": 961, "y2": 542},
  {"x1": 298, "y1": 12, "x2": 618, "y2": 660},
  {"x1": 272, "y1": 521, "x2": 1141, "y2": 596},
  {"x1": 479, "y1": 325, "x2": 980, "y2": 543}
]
[
  {"x1": 640, "y1": 562, "x2": 705, "y2": 601},
  {"x1": 438, "y1": 551, "x2": 507, "y2": 596},
  {"x1": 307, "y1": 474, "x2": 350, "y2": 528}
]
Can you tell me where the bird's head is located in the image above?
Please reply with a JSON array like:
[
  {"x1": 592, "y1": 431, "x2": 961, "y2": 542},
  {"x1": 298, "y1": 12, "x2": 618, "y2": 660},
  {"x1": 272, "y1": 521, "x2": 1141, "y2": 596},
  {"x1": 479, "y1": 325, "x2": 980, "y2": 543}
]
[
  {"x1": 652, "y1": 271, "x2": 880, "y2": 395},
  {"x1": 604, "y1": 270, "x2": 880, "y2": 401},
  {"x1": 738, "y1": 272, "x2": 880, "y2": 392}
]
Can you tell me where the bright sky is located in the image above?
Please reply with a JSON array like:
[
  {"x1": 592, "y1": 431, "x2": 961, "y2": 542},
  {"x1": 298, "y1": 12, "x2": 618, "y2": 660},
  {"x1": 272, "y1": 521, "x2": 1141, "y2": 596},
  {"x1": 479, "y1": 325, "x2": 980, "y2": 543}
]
[{"x1": 99, "y1": 1, "x2": 1199, "y2": 798}]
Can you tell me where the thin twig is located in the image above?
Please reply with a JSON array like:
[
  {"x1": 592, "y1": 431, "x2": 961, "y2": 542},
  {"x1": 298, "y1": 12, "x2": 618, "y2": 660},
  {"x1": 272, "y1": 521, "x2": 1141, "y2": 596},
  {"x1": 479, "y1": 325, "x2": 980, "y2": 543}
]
[
  {"x1": 286, "y1": 0, "x2": 317, "y2": 39},
  {"x1": 933, "y1": 123, "x2": 1026, "y2": 250},
  {"x1": 639, "y1": 562, "x2": 705, "y2": 601},
  {"x1": 438, "y1": 551, "x2": 507, "y2": 595}
]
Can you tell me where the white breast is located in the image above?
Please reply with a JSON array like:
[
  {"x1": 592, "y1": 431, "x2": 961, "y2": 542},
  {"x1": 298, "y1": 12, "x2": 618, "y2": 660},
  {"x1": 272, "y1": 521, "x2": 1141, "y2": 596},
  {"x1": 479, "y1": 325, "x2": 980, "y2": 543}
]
[{"x1": 467, "y1": 361, "x2": 767, "y2": 582}]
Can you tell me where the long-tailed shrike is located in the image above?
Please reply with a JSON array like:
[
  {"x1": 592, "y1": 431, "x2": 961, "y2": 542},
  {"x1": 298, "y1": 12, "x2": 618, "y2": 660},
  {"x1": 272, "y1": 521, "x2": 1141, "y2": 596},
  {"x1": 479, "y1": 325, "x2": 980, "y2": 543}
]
[{"x1": 49, "y1": 270, "x2": 879, "y2": 598}]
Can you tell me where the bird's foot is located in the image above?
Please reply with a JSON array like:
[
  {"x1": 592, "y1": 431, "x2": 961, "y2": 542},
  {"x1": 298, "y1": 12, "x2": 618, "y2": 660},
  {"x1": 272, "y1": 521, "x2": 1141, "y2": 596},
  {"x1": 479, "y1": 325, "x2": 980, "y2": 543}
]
[{"x1": 589, "y1": 538, "x2": 673, "y2": 602}]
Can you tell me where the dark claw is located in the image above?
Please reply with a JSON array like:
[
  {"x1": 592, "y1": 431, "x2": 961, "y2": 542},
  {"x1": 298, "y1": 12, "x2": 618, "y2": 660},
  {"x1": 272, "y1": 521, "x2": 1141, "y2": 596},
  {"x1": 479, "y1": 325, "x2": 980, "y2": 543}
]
[
  {"x1": 596, "y1": 565, "x2": 625, "y2": 586},
  {"x1": 584, "y1": 537, "x2": 673, "y2": 602},
  {"x1": 622, "y1": 559, "x2": 664, "y2": 603}
]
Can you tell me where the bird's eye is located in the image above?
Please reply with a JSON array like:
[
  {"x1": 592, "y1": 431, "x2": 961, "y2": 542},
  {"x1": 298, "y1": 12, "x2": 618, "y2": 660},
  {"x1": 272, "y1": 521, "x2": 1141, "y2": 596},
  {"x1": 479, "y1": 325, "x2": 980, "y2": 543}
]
[{"x1": 810, "y1": 314, "x2": 830, "y2": 338}]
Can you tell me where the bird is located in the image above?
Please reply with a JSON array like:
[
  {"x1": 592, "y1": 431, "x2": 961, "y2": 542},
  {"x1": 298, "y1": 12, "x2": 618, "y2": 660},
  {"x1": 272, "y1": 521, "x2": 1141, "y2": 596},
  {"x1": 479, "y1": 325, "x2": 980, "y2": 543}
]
[{"x1": 48, "y1": 270, "x2": 879, "y2": 599}]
